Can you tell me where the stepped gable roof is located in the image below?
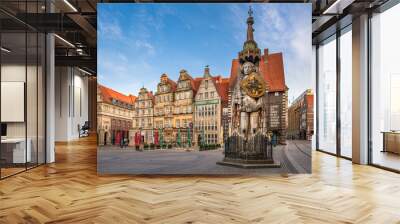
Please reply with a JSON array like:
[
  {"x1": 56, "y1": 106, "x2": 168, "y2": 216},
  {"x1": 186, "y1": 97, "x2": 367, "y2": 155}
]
[
  {"x1": 167, "y1": 79, "x2": 177, "y2": 92},
  {"x1": 192, "y1": 77, "x2": 203, "y2": 92},
  {"x1": 192, "y1": 75, "x2": 229, "y2": 104},
  {"x1": 158, "y1": 74, "x2": 177, "y2": 93},
  {"x1": 215, "y1": 78, "x2": 230, "y2": 106},
  {"x1": 147, "y1": 91, "x2": 155, "y2": 104},
  {"x1": 98, "y1": 84, "x2": 136, "y2": 105}
]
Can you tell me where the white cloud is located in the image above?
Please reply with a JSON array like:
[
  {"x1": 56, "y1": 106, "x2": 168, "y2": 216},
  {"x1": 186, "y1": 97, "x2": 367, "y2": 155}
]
[
  {"x1": 228, "y1": 4, "x2": 312, "y2": 100},
  {"x1": 98, "y1": 18, "x2": 122, "y2": 40},
  {"x1": 135, "y1": 40, "x2": 155, "y2": 56}
]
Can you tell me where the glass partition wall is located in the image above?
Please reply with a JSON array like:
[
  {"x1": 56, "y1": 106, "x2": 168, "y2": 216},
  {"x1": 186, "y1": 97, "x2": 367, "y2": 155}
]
[
  {"x1": 370, "y1": 3, "x2": 400, "y2": 171},
  {"x1": 0, "y1": 3, "x2": 46, "y2": 179},
  {"x1": 316, "y1": 25, "x2": 353, "y2": 159}
]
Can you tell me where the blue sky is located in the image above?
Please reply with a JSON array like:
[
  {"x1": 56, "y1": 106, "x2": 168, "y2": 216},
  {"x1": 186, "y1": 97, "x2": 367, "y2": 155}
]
[{"x1": 98, "y1": 3, "x2": 312, "y2": 103}]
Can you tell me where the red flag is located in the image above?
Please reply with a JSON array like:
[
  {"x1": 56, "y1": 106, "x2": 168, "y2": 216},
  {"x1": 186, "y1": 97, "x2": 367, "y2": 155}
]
[
  {"x1": 115, "y1": 131, "x2": 121, "y2": 145},
  {"x1": 154, "y1": 130, "x2": 159, "y2": 145},
  {"x1": 134, "y1": 132, "x2": 138, "y2": 146}
]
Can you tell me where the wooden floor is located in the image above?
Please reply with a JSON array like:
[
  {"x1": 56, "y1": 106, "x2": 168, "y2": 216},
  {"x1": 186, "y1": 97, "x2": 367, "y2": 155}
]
[{"x1": 1, "y1": 136, "x2": 400, "y2": 224}]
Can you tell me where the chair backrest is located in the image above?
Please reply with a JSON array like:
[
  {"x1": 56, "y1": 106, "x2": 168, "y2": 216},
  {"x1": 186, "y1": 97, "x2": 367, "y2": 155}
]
[{"x1": 82, "y1": 121, "x2": 90, "y2": 129}]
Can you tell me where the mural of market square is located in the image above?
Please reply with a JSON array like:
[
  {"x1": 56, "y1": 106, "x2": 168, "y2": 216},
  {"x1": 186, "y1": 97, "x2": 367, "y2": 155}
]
[{"x1": 97, "y1": 3, "x2": 313, "y2": 174}]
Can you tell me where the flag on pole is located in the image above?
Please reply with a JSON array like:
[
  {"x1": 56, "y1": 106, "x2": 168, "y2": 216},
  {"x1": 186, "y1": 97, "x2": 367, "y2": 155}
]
[
  {"x1": 154, "y1": 129, "x2": 159, "y2": 146},
  {"x1": 177, "y1": 128, "x2": 181, "y2": 147},
  {"x1": 135, "y1": 132, "x2": 140, "y2": 146},
  {"x1": 201, "y1": 129, "x2": 205, "y2": 147},
  {"x1": 160, "y1": 128, "x2": 164, "y2": 148},
  {"x1": 187, "y1": 128, "x2": 191, "y2": 147}
]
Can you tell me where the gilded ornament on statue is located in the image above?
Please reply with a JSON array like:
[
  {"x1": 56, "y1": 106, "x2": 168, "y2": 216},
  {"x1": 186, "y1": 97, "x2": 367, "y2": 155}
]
[{"x1": 240, "y1": 71, "x2": 266, "y2": 98}]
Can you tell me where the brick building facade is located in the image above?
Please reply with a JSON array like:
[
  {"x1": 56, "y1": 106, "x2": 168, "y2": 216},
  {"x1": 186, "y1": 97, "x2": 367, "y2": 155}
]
[{"x1": 288, "y1": 89, "x2": 314, "y2": 140}]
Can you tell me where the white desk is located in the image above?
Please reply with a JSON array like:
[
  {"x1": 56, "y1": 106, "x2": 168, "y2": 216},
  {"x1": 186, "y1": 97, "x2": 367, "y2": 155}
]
[{"x1": 1, "y1": 138, "x2": 31, "y2": 163}]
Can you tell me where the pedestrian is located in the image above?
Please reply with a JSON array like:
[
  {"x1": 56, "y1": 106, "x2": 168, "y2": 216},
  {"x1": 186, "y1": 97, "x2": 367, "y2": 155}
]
[{"x1": 272, "y1": 133, "x2": 277, "y2": 147}]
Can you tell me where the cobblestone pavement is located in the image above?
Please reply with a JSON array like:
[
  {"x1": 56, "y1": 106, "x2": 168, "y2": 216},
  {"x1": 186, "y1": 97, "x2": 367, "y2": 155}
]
[{"x1": 98, "y1": 140, "x2": 311, "y2": 175}]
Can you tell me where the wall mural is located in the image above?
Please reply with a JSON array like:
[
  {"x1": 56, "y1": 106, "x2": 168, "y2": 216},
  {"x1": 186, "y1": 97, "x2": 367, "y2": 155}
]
[{"x1": 97, "y1": 3, "x2": 313, "y2": 174}]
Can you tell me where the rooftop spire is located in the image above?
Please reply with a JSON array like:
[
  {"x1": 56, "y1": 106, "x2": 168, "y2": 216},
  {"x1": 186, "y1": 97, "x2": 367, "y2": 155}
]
[
  {"x1": 239, "y1": 5, "x2": 261, "y2": 65},
  {"x1": 203, "y1": 65, "x2": 211, "y2": 78},
  {"x1": 246, "y1": 6, "x2": 254, "y2": 41}
]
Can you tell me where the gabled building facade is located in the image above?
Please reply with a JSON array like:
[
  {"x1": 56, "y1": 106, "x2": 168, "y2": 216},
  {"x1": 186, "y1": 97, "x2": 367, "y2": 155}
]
[
  {"x1": 173, "y1": 69, "x2": 196, "y2": 146},
  {"x1": 193, "y1": 66, "x2": 227, "y2": 145},
  {"x1": 154, "y1": 74, "x2": 177, "y2": 143},
  {"x1": 132, "y1": 87, "x2": 154, "y2": 144},
  {"x1": 97, "y1": 84, "x2": 136, "y2": 145}
]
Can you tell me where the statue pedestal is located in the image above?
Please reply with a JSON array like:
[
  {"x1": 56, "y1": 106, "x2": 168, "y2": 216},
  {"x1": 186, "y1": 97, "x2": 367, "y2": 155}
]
[
  {"x1": 217, "y1": 159, "x2": 280, "y2": 169},
  {"x1": 217, "y1": 133, "x2": 280, "y2": 169}
]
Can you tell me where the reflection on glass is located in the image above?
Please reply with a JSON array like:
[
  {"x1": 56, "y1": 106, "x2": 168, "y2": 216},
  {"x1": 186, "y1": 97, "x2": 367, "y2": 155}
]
[
  {"x1": 1, "y1": 32, "x2": 27, "y2": 177},
  {"x1": 27, "y1": 31, "x2": 38, "y2": 169},
  {"x1": 340, "y1": 29, "x2": 352, "y2": 158},
  {"x1": 318, "y1": 36, "x2": 337, "y2": 154},
  {"x1": 38, "y1": 33, "x2": 46, "y2": 165},
  {"x1": 371, "y1": 3, "x2": 400, "y2": 171},
  {"x1": 0, "y1": 1, "x2": 46, "y2": 178}
]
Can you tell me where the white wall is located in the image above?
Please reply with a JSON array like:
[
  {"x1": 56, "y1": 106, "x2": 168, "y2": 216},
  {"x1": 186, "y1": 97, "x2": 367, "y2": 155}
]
[{"x1": 55, "y1": 67, "x2": 89, "y2": 141}]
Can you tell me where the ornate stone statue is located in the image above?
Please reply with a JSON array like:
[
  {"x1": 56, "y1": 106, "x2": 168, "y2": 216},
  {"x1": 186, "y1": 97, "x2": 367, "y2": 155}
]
[
  {"x1": 232, "y1": 61, "x2": 265, "y2": 140},
  {"x1": 218, "y1": 6, "x2": 279, "y2": 168}
]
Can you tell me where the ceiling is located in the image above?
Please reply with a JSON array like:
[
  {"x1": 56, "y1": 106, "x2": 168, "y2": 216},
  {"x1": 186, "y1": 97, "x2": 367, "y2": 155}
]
[{"x1": 0, "y1": 0, "x2": 395, "y2": 74}]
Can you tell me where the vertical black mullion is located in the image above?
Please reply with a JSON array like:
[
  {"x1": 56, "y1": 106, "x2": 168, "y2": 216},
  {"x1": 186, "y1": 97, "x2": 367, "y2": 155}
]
[
  {"x1": 25, "y1": 0, "x2": 28, "y2": 171},
  {"x1": 44, "y1": 33, "x2": 47, "y2": 164},
  {"x1": 316, "y1": 44, "x2": 320, "y2": 151},
  {"x1": 367, "y1": 11, "x2": 373, "y2": 165},
  {"x1": 36, "y1": 0, "x2": 39, "y2": 167},
  {"x1": 44, "y1": 0, "x2": 47, "y2": 164},
  {"x1": 336, "y1": 29, "x2": 341, "y2": 157},
  {"x1": 73, "y1": 68, "x2": 75, "y2": 118}
]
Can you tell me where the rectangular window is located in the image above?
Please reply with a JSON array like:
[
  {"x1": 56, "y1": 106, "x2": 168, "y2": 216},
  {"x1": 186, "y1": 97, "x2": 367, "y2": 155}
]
[
  {"x1": 340, "y1": 27, "x2": 352, "y2": 158},
  {"x1": 318, "y1": 35, "x2": 337, "y2": 154},
  {"x1": 370, "y1": 4, "x2": 400, "y2": 171}
]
